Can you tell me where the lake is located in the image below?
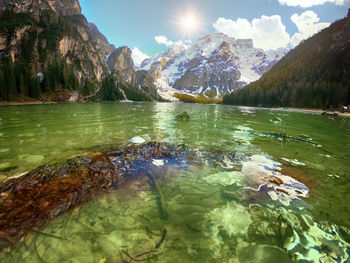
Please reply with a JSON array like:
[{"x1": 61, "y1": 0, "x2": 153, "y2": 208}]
[{"x1": 0, "y1": 102, "x2": 350, "y2": 262}]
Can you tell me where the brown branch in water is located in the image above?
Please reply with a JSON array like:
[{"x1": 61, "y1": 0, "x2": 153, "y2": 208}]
[
  {"x1": 121, "y1": 249, "x2": 159, "y2": 262},
  {"x1": 120, "y1": 228, "x2": 167, "y2": 262},
  {"x1": 155, "y1": 229, "x2": 167, "y2": 249},
  {"x1": 135, "y1": 250, "x2": 156, "y2": 258},
  {"x1": 144, "y1": 171, "x2": 168, "y2": 221},
  {"x1": 32, "y1": 230, "x2": 70, "y2": 241}
]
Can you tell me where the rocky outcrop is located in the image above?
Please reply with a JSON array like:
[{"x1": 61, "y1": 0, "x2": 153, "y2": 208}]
[
  {"x1": 0, "y1": 0, "x2": 110, "y2": 101},
  {"x1": 104, "y1": 47, "x2": 159, "y2": 100},
  {"x1": 0, "y1": 0, "x2": 162, "y2": 103},
  {"x1": 149, "y1": 57, "x2": 167, "y2": 80},
  {"x1": 136, "y1": 70, "x2": 156, "y2": 89},
  {"x1": 107, "y1": 46, "x2": 136, "y2": 84},
  {"x1": 0, "y1": 0, "x2": 82, "y2": 19},
  {"x1": 88, "y1": 22, "x2": 115, "y2": 57}
]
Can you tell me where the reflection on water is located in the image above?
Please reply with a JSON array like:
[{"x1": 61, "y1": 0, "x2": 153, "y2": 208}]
[{"x1": 0, "y1": 102, "x2": 350, "y2": 262}]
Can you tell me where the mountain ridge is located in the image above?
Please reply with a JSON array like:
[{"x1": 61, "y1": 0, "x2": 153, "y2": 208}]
[{"x1": 140, "y1": 33, "x2": 288, "y2": 100}]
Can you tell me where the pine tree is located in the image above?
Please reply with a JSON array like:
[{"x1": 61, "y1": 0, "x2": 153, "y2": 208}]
[
  {"x1": 0, "y1": 70, "x2": 8, "y2": 101},
  {"x1": 31, "y1": 77, "x2": 41, "y2": 99}
]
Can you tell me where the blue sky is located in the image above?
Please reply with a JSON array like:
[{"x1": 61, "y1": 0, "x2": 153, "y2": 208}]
[{"x1": 80, "y1": 0, "x2": 349, "y2": 64}]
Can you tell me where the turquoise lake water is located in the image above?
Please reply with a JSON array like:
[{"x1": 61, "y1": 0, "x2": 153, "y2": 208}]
[{"x1": 0, "y1": 102, "x2": 349, "y2": 262}]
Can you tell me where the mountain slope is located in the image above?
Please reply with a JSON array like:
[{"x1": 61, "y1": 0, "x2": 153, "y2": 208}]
[
  {"x1": 0, "y1": 0, "x2": 161, "y2": 103},
  {"x1": 0, "y1": 0, "x2": 109, "y2": 101},
  {"x1": 142, "y1": 33, "x2": 287, "y2": 99},
  {"x1": 223, "y1": 12, "x2": 350, "y2": 109},
  {"x1": 88, "y1": 22, "x2": 115, "y2": 57}
]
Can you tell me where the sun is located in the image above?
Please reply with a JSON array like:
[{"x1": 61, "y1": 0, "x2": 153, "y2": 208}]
[
  {"x1": 182, "y1": 15, "x2": 198, "y2": 33},
  {"x1": 172, "y1": 6, "x2": 204, "y2": 37},
  {"x1": 173, "y1": 9, "x2": 202, "y2": 37}
]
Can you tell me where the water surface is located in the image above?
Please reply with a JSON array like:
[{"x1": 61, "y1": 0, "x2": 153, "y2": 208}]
[{"x1": 0, "y1": 102, "x2": 349, "y2": 262}]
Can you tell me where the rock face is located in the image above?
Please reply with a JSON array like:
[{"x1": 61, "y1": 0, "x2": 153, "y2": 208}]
[
  {"x1": 149, "y1": 57, "x2": 167, "y2": 80},
  {"x1": 142, "y1": 33, "x2": 287, "y2": 98},
  {"x1": 135, "y1": 70, "x2": 156, "y2": 88},
  {"x1": 88, "y1": 22, "x2": 115, "y2": 57},
  {"x1": 0, "y1": 0, "x2": 109, "y2": 101},
  {"x1": 0, "y1": 0, "x2": 161, "y2": 102},
  {"x1": 107, "y1": 46, "x2": 137, "y2": 84},
  {"x1": 0, "y1": 0, "x2": 81, "y2": 18}
]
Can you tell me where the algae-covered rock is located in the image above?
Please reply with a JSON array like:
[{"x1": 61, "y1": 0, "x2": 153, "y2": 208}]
[
  {"x1": 0, "y1": 142, "x2": 186, "y2": 245},
  {"x1": 176, "y1": 111, "x2": 190, "y2": 120}
]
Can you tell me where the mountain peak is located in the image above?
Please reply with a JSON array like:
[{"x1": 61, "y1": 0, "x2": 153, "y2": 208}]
[
  {"x1": 143, "y1": 32, "x2": 288, "y2": 99},
  {"x1": 88, "y1": 22, "x2": 115, "y2": 56}
]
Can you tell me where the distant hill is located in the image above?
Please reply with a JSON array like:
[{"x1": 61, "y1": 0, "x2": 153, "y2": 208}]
[
  {"x1": 0, "y1": 0, "x2": 160, "y2": 103},
  {"x1": 223, "y1": 11, "x2": 350, "y2": 109}
]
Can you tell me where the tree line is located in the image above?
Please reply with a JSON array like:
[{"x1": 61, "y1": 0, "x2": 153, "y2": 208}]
[{"x1": 223, "y1": 17, "x2": 350, "y2": 109}]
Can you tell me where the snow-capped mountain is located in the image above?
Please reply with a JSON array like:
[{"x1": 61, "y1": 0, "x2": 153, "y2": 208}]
[
  {"x1": 141, "y1": 33, "x2": 288, "y2": 99},
  {"x1": 140, "y1": 45, "x2": 186, "y2": 70}
]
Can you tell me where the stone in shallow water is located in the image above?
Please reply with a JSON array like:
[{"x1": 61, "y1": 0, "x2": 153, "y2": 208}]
[
  {"x1": 203, "y1": 171, "x2": 242, "y2": 186},
  {"x1": 129, "y1": 136, "x2": 146, "y2": 144},
  {"x1": 176, "y1": 111, "x2": 190, "y2": 120},
  {"x1": 152, "y1": 159, "x2": 164, "y2": 166},
  {"x1": 241, "y1": 155, "x2": 309, "y2": 206}
]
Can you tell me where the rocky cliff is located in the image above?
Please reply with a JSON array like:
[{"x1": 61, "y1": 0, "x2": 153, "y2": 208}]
[
  {"x1": 107, "y1": 46, "x2": 136, "y2": 84},
  {"x1": 0, "y1": 0, "x2": 109, "y2": 102},
  {"x1": 88, "y1": 22, "x2": 115, "y2": 57},
  {"x1": 0, "y1": 0, "x2": 160, "y2": 102},
  {"x1": 102, "y1": 46, "x2": 160, "y2": 101}
]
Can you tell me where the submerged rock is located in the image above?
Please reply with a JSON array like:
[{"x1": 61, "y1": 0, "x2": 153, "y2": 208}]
[
  {"x1": 176, "y1": 111, "x2": 190, "y2": 120},
  {"x1": 0, "y1": 142, "x2": 186, "y2": 246}
]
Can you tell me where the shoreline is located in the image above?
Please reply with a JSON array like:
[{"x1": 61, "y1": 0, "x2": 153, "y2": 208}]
[
  {"x1": 282, "y1": 107, "x2": 350, "y2": 118},
  {"x1": 1, "y1": 101, "x2": 350, "y2": 117},
  {"x1": 0, "y1": 101, "x2": 59, "y2": 106}
]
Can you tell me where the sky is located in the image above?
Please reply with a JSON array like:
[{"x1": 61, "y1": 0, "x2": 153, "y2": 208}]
[{"x1": 79, "y1": 0, "x2": 349, "y2": 66}]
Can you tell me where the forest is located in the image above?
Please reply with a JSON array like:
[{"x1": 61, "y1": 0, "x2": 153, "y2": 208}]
[{"x1": 223, "y1": 17, "x2": 350, "y2": 109}]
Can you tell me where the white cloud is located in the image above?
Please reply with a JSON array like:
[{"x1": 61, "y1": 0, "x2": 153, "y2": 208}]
[
  {"x1": 131, "y1": 47, "x2": 149, "y2": 67},
  {"x1": 290, "y1": 11, "x2": 330, "y2": 46},
  {"x1": 278, "y1": 0, "x2": 344, "y2": 7},
  {"x1": 155, "y1": 35, "x2": 174, "y2": 46},
  {"x1": 154, "y1": 35, "x2": 192, "y2": 48},
  {"x1": 213, "y1": 15, "x2": 290, "y2": 50}
]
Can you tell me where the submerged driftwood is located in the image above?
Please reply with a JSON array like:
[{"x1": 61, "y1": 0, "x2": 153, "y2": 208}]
[{"x1": 0, "y1": 142, "x2": 186, "y2": 246}]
